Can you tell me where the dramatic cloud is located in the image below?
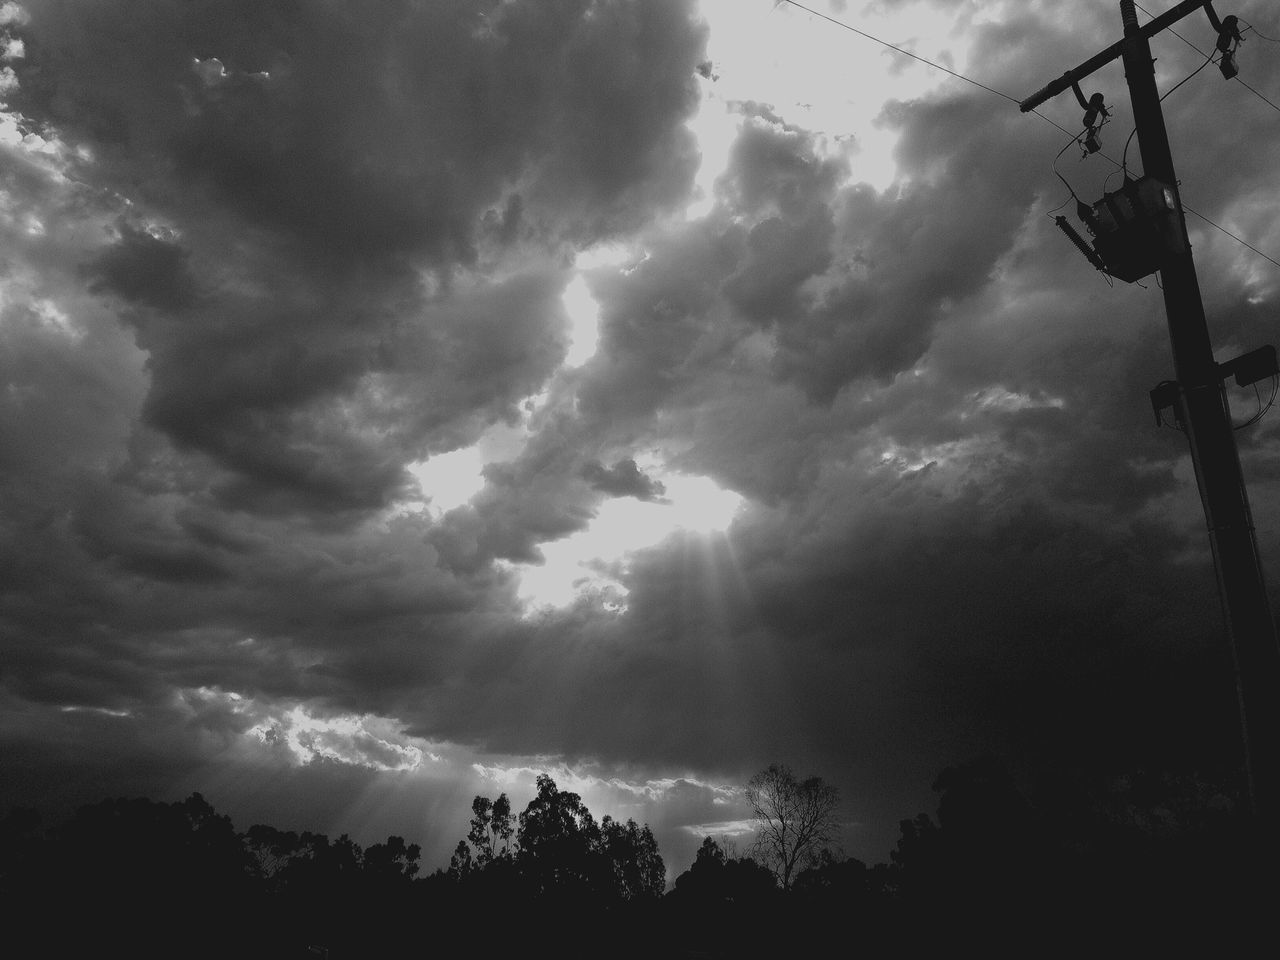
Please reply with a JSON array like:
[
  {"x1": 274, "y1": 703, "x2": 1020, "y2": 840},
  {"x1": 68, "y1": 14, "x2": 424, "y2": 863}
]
[{"x1": 3, "y1": 0, "x2": 1279, "y2": 873}]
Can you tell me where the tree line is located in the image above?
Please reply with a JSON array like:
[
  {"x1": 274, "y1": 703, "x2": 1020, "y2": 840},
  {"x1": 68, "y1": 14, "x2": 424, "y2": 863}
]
[{"x1": 1, "y1": 758, "x2": 1271, "y2": 957}]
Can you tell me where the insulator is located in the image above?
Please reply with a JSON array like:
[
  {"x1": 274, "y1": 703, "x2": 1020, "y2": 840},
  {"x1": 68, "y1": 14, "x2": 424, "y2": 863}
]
[
  {"x1": 1081, "y1": 93, "x2": 1107, "y2": 131},
  {"x1": 1120, "y1": 0, "x2": 1138, "y2": 32},
  {"x1": 1217, "y1": 15, "x2": 1240, "y2": 51},
  {"x1": 1056, "y1": 216, "x2": 1107, "y2": 273},
  {"x1": 1219, "y1": 49, "x2": 1238, "y2": 79}
]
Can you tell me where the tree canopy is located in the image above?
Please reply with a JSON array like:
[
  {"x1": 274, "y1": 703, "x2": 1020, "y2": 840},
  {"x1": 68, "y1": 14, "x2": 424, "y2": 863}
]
[
  {"x1": 5, "y1": 756, "x2": 1264, "y2": 957},
  {"x1": 455, "y1": 774, "x2": 666, "y2": 903},
  {"x1": 745, "y1": 762, "x2": 841, "y2": 889}
]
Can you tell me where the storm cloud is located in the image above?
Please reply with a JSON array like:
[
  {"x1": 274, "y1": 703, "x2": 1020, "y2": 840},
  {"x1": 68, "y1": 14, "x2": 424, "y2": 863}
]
[{"x1": 3, "y1": 0, "x2": 1279, "y2": 872}]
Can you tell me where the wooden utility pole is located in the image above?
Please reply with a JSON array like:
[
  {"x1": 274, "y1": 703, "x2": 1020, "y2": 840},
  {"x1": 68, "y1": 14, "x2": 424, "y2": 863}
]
[{"x1": 1021, "y1": 1, "x2": 1280, "y2": 823}]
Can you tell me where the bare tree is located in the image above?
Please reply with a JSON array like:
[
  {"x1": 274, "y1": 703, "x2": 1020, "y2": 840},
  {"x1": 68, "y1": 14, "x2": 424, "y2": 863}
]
[{"x1": 745, "y1": 763, "x2": 840, "y2": 889}]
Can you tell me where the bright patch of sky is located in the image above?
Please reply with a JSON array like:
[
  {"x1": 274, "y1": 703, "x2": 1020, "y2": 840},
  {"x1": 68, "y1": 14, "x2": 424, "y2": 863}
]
[
  {"x1": 196, "y1": 684, "x2": 747, "y2": 819},
  {"x1": 879, "y1": 437, "x2": 979, "y2": 475},
  {"x1": 32, "y1": 298, "x2": 80, "y2": 339},
  {"x1": 401, "y1": 0, "x2": 978, "y2": 610},
  {"x1": 682, "y1": 818, "x2": 759, "y2": 838},
  {"x1": 968, "y1": 386, "x2": 1066, "y2": 414},
  {"x1": 561, "y1": 273, "x2": 602, "y2": 367},
  {"x1": 508, "y1": 468, "x2": 744, "y2": 613},
  {"x1": 245, "y1": 703, "x2": 429, "y2": 772},
  {"x1": 574, "y1": 242, "x2": 642, "y2": 271},
  {"x1": 60, "y1": 704, "x2": 132, "y2": 718},
  {"x1": 408, "y1": 446, "x2": 485, "y2": 515},
  {"x1": 472, "y1": 761, "x2": 746, "y2": 824},
  {"x1": 0, "y1": 2, "x2": 28, "y2": 26},
  {"x1": 185, "y1": 684, "x2": 754, "y2": 866},
  {"x1": 401, "y1": 410, "x2": 538, "y2": 518},
  {"x1": 690, "y1": 0, "x2": 981, "y2": 201}
]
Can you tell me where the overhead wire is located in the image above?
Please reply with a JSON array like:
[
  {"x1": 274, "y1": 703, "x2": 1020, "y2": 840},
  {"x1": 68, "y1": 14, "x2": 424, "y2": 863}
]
[
  {"x1": 1160, "y1": 47, "x2": 1219, "y2": 101},
  {"x1": 1118, "y1": 127, "x2": 1139, "y2": 182},
  {"x1": 1234, "y1": 375, "x2": 1279, "y2": 430},
  {"x1": 1132, "y1": 3, "x2": 1280, "y2": 116},
  {"x1": 777, "y1": 0, "x2": 1280, "y2": 273},
  {"x1": 1235, "y1": 76, "x2": 1280, "y2": 112},
  {"x1": 1049, "y1": 121, "x2": 1105, "y2": 214},
  {"x1": 1122, "y1": 7, "x2": 1280, "y2": 269},
  {"x1": 1134, "y1": 2, "x2": 1203, "y2": 51},
  {"x1": 1117, "y1": 40, "x2": 1216, "y2": 182},
  {"x1": 1045, "y1": 122, "x2": 1117, "y2": 286},
  {"x1": 1183, "y1": 208, "x2": 1280, "y2": 269},
  {"x1": 1238, "y1": 20, "x2": 1278, "y2": 43},
  {"x1": 777, "y1": 0, "x2": 1021, "y2": 105}
]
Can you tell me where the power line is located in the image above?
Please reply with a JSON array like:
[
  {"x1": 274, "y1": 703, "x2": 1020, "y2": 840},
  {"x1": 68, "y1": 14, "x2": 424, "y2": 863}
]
[
  {"x1": 778, "y1": 0, "x2": 1021, "y2": 105},
  {"x1": 1239, "y1": 20, "x2": 1280, "y2": 43},
  {"x1": 1236, "y1": 75, "x2": 1280, "y2": 112},
  {"x1": 1160, "y1": 47, "x2": 1217, "y2": 101},
  {"x1": 775, "y1": 0, "x2": 1091, "y2": 141},
  {"x1": 1132, "y1": 2, "x2": 1280, "y2": 116},
  {"x1": 1134, "y1": 2, "x2": 1201, "y2": 52},
  {"x1": 779, "y1": 0, "x2": 1279, "y2": 273},
  {"x1": 1184, "y1": 207, "x2": 1280, "y2": 270}
]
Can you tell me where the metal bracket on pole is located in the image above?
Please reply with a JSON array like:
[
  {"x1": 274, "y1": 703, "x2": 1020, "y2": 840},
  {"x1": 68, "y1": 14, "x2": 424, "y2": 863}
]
[
  {"x1": 1204, "y1": 0, "x2": 1224, "y2": 32},
  {"x1": 1070, "y1": 79, "x2": 1090, "y2": 111},
  {"x1": 1219, "y1": 345, "x2": 1279, "y2": 388},
  {"x1": 1019, "y1": 1, "x2": 1212, "y2": 112},
  {"x1": 1204, "y1": 3, "x2": 1243, "y2": 77},
  {"x1": 1151, "y1": 380, "x2": 1183, "y2": 428}
]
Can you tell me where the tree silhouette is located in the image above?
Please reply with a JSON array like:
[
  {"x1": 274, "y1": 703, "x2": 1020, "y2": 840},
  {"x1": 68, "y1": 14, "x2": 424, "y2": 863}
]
[
  {"x1": 673, "y1": 836, "x2": 776, "y2": 904},
  {"x1": 10, "y1": 794, "x2": 259, "y2": 957},
  {"x1": 600, "y1": 815, "x2": 665, "y2": 900},
  {"x1": 447, "y1": 838, "x2": 474, "y2": 880},
  {"x1": 363, "y1": 835, "x2": 421, "y2": 883},
  {"x1": 7, "y1": 758, "x2": 1269, "y2": 957},
  {"x1": 449, "y1": 773, "x2": 667, "y2": 911},
  {"x1": 516, "y1": 774, "x2": 603, "y2": 897},
  {"x1": 793, "y1": 847, "x2": 869, "y2": 900},
  {"x1": 466, "y1": 793, "x2": 515, "y2": 866},
  {"x1": 243, "y1": 823, "x2": 308, "y2": 889},
  {"x1": 745, "y1": 763, "x2": 840, "y2": 889}
]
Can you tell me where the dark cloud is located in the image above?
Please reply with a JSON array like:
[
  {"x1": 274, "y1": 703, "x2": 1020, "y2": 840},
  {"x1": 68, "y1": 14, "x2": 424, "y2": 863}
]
[
  {"x1": 86, "y1": 222, "x2": 197, "y2": 311},
  {"x1": 756, "y1": 92, "x2": 1051, "y2": 400},
  {"x1": 577, "y1": 215, "x2": 744, "y2": 425},
  {"x1": 8, "y1": 0, "x2": 707, "y2": 516},
  {"x1": 3, "y1": 0, "x2": 1280, "y2": 875},
  {"x1": 16, "y1": 0, "x2": 706, "y2": 258},
  {"x1": 581, "y1": 457, "x2": 667, "y2": 500}
]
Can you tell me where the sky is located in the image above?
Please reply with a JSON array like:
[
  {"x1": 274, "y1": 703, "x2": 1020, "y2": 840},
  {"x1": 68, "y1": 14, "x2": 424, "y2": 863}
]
[{"x1": 3, "y1": 0, "x2": 1280, "y2": 877}]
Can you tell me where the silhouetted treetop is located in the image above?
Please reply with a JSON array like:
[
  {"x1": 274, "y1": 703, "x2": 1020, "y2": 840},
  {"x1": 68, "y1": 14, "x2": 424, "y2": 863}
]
[
  {"x1": 452, "y1": 774, "x2": 665, "y2": 903},
  {"x1": 467, "y1": 792, "x2": 515, "y2": 866},
  {"x1": 600, "y1": 815, "x2": 665, "y2": 900},
  {"x1": 672, "y1": 835, "x2": 776, "y2": 905},
  {"x1": 745, "y1": 763, "x2": 840, "y2": 889}
]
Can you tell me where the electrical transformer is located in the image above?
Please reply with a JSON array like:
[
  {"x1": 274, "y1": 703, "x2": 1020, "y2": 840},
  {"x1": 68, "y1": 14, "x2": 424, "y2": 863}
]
[{"x1": 1085, "y1": 176, "x2": 1186, "y2": 282}]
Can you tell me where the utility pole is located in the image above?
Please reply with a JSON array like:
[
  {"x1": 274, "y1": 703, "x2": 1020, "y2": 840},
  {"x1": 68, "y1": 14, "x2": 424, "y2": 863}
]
[{"x1": 1021, "y1": 1, "x2": 1280, "y2": 825}]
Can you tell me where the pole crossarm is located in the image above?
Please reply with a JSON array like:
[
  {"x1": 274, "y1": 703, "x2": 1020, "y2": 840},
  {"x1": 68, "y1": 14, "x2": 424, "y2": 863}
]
[{"x1": 1019, "y1": 0, "x2": 1210, "y2": 111}]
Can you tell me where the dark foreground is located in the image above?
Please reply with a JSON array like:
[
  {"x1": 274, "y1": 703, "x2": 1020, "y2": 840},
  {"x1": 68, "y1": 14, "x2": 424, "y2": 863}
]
[{"x1": 4, "y1": 759, "x2": 1276, "y2": 958}]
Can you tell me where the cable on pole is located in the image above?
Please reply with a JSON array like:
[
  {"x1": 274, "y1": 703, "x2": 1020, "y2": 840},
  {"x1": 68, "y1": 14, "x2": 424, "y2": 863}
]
[
  {"x1": 778, "y1": 0, "x2": 1280, "y2": 273},
  {"x1": 778, "y1": 0, "x2": 1021, "y2": 104}
]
